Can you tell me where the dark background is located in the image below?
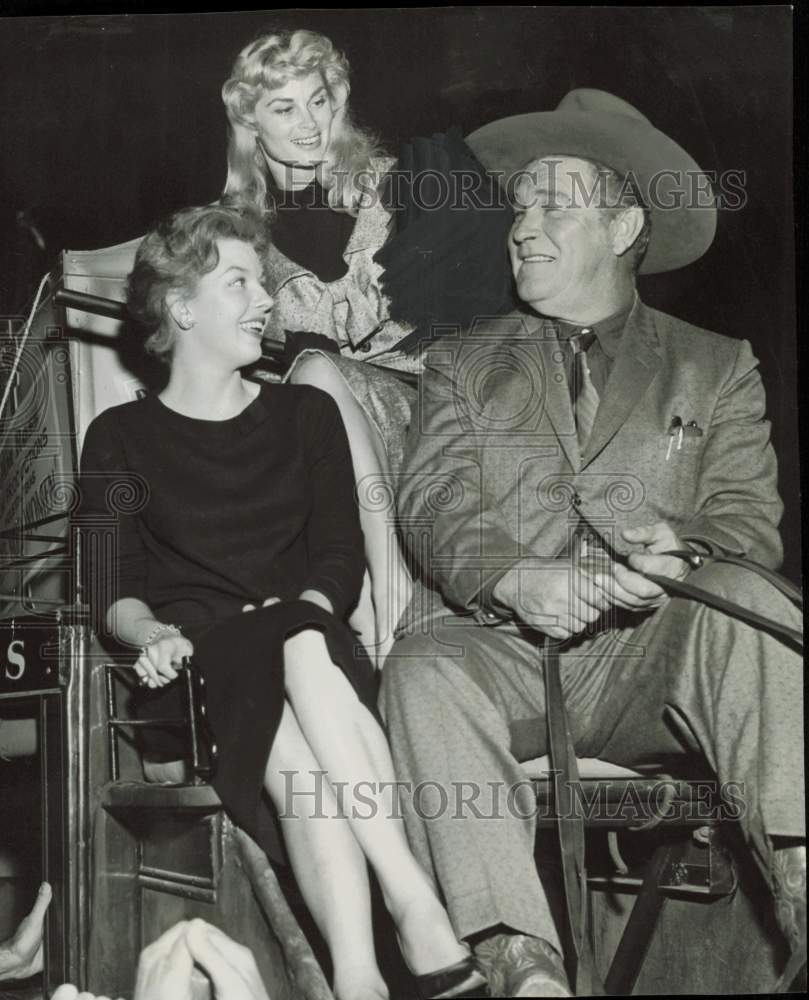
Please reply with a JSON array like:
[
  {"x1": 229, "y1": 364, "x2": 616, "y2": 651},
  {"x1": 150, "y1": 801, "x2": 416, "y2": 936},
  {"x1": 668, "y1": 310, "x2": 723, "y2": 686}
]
[{"x1": 0, "y1": 7, "x2": 800, "y2": 579}]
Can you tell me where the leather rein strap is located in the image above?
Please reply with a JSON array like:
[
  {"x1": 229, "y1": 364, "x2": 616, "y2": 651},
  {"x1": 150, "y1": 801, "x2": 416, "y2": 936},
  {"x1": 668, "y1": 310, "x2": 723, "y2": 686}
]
[
  {"x1": 542, "y1": 550, "x2": 801, "y2": 995},
  {"x1": 645, "y1": 550, "x2": 802, "y2": 649},
  {"x1": 544, "y1": 644, "x2": 605, "y2": 995}
]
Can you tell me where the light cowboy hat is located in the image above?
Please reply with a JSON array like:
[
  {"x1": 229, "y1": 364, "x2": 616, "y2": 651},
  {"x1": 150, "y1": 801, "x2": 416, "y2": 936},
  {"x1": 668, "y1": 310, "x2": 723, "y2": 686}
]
[{"x1": 466, "y1": 88, "x2": 717, "y2": 274}]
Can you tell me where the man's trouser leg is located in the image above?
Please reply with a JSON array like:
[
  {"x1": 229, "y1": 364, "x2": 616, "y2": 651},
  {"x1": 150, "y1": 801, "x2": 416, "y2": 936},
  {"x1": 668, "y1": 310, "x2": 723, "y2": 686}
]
[
  {"x1": 586, "y1": 561, "x2": 805, "y2": 879},
  {"x1": 383, "y1": 562, "x2": 803, "y2": 939},
  {"x1": 381, "y1": 622, "x2": 563, "y2": 949}
]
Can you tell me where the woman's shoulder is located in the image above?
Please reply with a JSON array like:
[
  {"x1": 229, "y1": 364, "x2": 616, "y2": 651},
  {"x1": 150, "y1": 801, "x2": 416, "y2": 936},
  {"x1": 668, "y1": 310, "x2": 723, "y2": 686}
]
[
  {"x1": 260, "y1": 380, "x2": 338, "y2": 411},
  {"x1": 258, "y1": 381, "x2": 341, "y2": 427},
  {"x1": 85, "y1": 396, "x2": 152, "y2": 439},
  {"x1": 80, "y1": 396, "x2": 153, "y2": 469}
]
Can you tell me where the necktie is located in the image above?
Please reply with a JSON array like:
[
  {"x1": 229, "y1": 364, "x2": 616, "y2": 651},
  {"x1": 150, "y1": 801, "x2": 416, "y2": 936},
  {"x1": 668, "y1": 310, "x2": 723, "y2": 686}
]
[{"x1": 569, "y1": 329, "x2": 599, "y2": 450}]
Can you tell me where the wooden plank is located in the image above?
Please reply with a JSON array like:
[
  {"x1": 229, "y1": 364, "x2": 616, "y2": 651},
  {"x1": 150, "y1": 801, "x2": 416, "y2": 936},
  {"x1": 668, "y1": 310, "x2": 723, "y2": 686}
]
[
  {"x1": 236, "y1": 829, "x2": 333, "y2": 1000},
  {"x1": 87, "y1": 808, "x2": 300, "y2": 1000}
]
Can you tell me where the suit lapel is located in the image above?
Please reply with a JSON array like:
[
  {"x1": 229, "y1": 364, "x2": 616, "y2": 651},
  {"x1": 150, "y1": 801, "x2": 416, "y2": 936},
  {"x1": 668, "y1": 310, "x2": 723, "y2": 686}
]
[{"x1": 582, "y1": 300, "x2": 662, "y2": 466}]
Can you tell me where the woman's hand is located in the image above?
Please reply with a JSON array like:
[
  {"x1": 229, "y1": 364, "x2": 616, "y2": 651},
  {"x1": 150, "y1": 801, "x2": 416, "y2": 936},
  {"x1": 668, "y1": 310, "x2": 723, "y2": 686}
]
[{"x1": 135, "y1": 634, "x2": 194, "y2": 689}]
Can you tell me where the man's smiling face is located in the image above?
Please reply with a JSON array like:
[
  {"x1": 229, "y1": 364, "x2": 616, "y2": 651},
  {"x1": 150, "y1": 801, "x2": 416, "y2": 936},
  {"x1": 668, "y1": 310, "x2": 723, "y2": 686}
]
[{"x1": 508, "y1": 155, "x2": 617, "y2": 319}]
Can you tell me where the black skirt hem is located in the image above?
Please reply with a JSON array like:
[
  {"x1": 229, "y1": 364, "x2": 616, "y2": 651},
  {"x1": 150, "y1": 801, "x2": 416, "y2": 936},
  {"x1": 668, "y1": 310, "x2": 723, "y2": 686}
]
[{"x1": 135, "y1": 600, "x2": 378, "y2": 863}]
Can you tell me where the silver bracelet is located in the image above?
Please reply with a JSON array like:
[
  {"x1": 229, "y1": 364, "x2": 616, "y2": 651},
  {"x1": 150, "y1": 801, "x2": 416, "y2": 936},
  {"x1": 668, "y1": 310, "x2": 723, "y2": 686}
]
[{"x1": 140, "y1": 623, "x2": 182, "y2": 651}]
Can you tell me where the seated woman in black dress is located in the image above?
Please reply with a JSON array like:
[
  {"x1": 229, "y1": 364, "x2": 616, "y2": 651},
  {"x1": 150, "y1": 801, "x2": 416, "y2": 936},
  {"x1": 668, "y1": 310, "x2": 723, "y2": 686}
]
[{"x1": 78, "y1": 205, "x2": 484, "y2": 1000}]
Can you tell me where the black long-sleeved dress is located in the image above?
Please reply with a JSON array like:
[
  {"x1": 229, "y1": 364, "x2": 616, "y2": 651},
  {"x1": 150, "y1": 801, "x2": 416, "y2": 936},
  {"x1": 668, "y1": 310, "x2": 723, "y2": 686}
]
[{"x1": 78, "y1": 382, "x2": 375, "y2": 857}]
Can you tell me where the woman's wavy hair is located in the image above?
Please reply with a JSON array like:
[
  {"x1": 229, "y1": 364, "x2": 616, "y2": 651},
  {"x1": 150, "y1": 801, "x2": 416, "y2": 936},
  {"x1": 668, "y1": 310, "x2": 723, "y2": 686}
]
[
  {"x1": 128, "y1": 204, "x2": 267, "y2": 363},
  {"x1": 221, "y1": 29, "x2": 385, "y2": 215}
]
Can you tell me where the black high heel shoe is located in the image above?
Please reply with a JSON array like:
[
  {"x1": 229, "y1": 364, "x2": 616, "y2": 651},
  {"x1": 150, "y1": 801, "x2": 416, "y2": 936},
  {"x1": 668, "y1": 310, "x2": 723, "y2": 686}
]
[{"x1": 414, "y1": 954, "x2": 489, "y2": 999}]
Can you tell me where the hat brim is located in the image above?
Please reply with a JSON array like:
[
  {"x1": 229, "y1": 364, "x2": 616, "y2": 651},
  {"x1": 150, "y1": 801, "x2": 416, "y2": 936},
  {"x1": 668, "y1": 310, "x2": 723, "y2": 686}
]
[{"x1": 466, "y1": 110, "x2": 717, "y2": 274}]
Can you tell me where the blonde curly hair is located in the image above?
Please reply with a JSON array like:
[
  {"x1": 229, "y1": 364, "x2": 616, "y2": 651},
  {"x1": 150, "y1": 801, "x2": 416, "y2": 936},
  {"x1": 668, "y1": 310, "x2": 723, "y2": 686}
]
[{"x1": 221, "y1": 29, "x2": 385, "y2": 216}]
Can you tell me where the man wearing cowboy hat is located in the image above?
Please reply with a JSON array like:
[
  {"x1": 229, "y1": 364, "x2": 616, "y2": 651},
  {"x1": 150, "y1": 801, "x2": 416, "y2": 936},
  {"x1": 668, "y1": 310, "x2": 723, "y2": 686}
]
[{"x1": 382, "y1": 90, "x2": 804, "y2": 996}]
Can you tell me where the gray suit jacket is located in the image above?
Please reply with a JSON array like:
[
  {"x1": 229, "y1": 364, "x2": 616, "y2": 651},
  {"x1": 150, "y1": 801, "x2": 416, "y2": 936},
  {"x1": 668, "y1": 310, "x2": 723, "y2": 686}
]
[{"x1": 397, "y1": 299, "x2": 783, "y2": 623}]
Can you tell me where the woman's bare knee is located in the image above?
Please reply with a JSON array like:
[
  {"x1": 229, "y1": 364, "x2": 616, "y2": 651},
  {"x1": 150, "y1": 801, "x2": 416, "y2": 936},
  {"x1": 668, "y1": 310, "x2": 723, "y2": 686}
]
[
  {"x1": 283, "y1": 630, "x2": 362, "y2": 719},
  {"x1": 284, "y1": 628, "x2": 341, "y2": 693},
  {"x1": 284, "y1": 627, "x2": 330, "y2": 663}
]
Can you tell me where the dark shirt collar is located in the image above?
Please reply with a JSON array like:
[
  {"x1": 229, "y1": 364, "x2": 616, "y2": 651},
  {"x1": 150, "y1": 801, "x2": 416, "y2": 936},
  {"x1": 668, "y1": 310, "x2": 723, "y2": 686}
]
[
  {"x1": 267, "y1": 175, "x2": 330, "y2": 210},
  {"x1": 544, "y1": 294, "x2": 636, "y2": 358}
]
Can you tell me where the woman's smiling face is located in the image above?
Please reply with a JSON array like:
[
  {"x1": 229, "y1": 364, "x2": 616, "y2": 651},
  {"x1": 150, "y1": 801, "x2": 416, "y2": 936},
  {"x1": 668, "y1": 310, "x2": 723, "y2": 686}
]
[
  {"x1": 252, "y1": 71, "x2": 336, "y2": 186},
  {"x1": 179, "y1": 238, "x2": 273, "y2": 370}
]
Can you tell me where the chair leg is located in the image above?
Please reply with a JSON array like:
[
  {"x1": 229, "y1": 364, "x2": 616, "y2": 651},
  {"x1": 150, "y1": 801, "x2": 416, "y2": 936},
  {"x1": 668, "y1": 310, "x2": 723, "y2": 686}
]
[{"x1": 603, "y1": 840, "x2": 687, "y2": 995}]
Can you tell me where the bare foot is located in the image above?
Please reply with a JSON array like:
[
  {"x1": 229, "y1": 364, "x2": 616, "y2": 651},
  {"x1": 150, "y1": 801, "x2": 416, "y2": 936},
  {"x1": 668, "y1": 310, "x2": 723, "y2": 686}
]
[{"x1": 0, "y1": 881, "x2": 51, "y2": 980}]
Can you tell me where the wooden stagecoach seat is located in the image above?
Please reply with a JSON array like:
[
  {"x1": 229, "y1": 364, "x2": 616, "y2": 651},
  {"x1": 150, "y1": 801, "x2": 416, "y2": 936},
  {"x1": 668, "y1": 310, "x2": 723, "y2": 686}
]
[
  {"x1": 138, "y1": 756, "x2": 645, "y2": 792},
  {"x1": 62, "y1": 239, "x2": 141, "y2": 337},
  {"x1": 522, "y1": 753, "x2": 725, "y2": 832},
  {"x1": 522, "y1": 756, "x2": 646, "y2": 780},
  {"x1": 141, "y1": 756, "x2": 644, "y2": 786}
]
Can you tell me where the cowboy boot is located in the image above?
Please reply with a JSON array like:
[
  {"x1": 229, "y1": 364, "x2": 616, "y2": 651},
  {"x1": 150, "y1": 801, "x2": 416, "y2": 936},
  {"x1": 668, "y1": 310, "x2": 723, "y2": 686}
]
[
  {"x1": 772, "y1": 842, "x2": 806, "y2": 988},
  {"x1": 473, "y1": 933, "x2": 571, "y2": 998}
]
